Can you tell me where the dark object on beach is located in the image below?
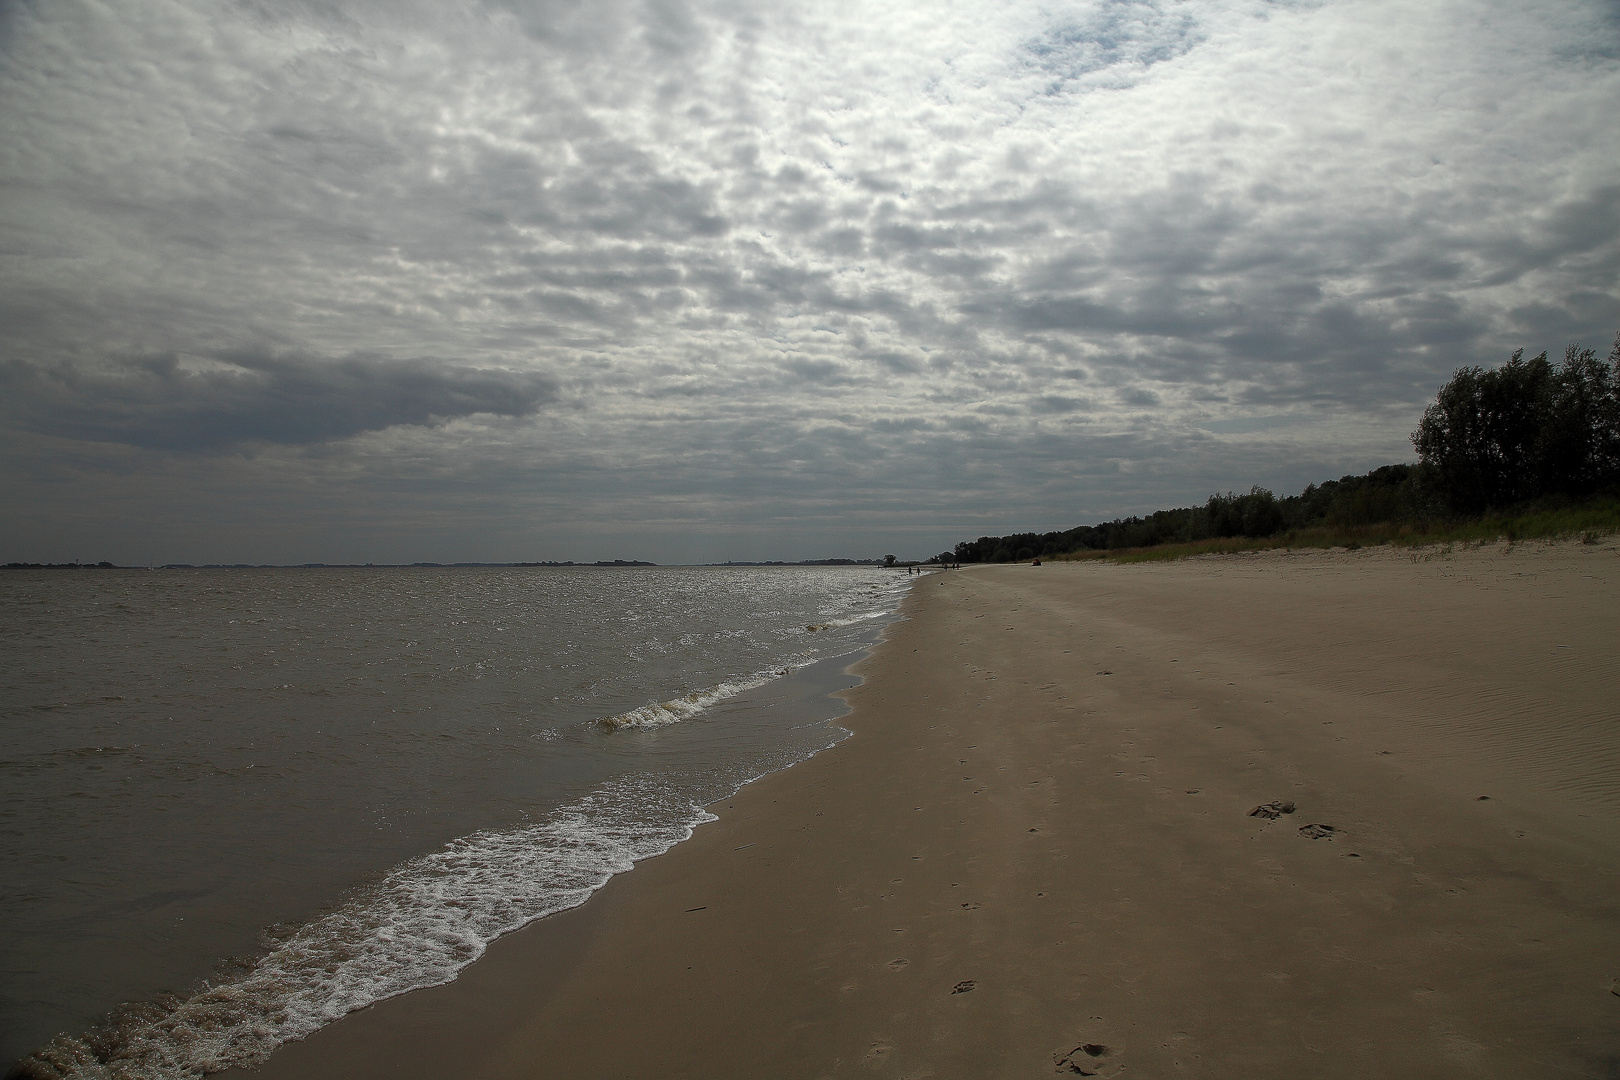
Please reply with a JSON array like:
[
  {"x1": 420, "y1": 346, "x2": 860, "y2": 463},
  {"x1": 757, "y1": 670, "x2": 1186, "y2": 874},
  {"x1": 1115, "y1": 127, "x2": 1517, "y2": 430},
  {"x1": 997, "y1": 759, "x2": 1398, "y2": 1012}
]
[
  {"x1": 1032, "y1": 558, "x2": 1041, "y2": 566},
  {"x1": 951, "y1": 979, "x2": 976, "y2": 994},
  {"x1": 1299, "y1": 823, "x2": 1336, "y2": 839},
  {"x1": 1055, "y1": 1043, "x2": 1110, "y2": 1074},
  {"x1": 1248, "y1": 800, "x2": 1296, "y2": 819},
  {"x1": 1477, "y1": 795, "x2": 1491, "y2": 800},
  {"x1": 1096, "y1": 670, "x2": 1112, "y2": 675}
]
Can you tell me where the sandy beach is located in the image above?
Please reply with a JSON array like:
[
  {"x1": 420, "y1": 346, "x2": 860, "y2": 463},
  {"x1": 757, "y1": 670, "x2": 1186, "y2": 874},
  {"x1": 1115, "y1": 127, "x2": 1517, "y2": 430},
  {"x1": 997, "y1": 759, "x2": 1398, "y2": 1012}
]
[{"x1": 232, "y1": 540, "x2": 1620, "y2": 1079}]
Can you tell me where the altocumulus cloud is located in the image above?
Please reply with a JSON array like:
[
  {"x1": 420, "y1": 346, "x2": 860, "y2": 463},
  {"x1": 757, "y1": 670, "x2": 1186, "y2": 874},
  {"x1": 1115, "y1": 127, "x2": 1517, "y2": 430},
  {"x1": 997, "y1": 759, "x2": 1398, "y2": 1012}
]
[{"x1": 0, "y1": 0, "x2": 1616, "y2": 563}]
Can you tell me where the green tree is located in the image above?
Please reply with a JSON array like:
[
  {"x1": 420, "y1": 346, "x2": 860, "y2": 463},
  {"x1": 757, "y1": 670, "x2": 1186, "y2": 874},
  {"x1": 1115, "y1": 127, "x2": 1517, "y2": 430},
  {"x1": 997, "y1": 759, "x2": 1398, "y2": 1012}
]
[{"x1": 1413, "y1": 336, "x2": 1619, "y2": 514}]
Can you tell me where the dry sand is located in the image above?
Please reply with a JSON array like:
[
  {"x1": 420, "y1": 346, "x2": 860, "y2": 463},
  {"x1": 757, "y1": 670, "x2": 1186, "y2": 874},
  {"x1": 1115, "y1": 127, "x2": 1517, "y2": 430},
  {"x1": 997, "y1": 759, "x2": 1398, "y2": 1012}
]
[{"x1": 236, "y1": 539, "x2": 1620, "y2": 1079}]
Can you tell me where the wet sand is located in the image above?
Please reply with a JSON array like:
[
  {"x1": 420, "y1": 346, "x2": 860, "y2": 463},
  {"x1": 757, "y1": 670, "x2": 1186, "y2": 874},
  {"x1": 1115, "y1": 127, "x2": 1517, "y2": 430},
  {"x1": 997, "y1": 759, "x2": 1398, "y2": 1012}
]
[{"x1": 235, "y1": 540, "x2": 1620, "y2": 1079}]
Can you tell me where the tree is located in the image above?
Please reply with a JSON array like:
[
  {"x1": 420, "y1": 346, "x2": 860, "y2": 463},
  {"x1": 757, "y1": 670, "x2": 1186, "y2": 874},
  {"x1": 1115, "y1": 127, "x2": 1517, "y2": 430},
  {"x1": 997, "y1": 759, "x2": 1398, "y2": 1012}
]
[
  {"x1": 1206, "y1": 487, "x2": 1283, "y2": 538},
  {"x1": 1413, "y1": 336, "x2": 1620, "y2": 514}
]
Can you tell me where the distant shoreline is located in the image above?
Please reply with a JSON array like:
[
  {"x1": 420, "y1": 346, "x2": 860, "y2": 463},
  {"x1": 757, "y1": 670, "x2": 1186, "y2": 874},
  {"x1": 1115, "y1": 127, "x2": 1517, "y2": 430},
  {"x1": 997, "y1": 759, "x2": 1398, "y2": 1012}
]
[{"x1": 2, "y1": 558, "x2": 890, "y2": 570}]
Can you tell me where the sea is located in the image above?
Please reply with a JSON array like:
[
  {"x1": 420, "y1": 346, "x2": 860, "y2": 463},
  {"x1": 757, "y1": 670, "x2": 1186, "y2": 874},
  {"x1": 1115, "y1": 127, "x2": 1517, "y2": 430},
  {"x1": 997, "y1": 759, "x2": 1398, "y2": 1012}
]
[{"x1": 0, "y1": 564, "x2": 918, "y2": 1078}]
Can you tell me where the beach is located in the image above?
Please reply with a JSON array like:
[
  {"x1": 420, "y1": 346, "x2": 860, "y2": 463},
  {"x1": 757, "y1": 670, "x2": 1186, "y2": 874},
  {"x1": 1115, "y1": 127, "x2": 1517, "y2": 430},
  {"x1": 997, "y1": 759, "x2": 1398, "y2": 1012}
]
[{"x1": 230, "y1": 541, "x2": 1620, "y2": 1079}]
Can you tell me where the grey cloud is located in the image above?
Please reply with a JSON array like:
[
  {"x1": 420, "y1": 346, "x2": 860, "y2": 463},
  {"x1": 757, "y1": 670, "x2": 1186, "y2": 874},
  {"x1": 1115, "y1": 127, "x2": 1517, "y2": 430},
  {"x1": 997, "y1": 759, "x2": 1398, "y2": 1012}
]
[
  {"x1": 0, "y1": 353, "x2": 557, "y2": 451},
  {"x1": 779, "y1": 357, "x2": 857, "y2": 386},
  {"x1": 1032, "y1": 394, "x2": 1093, "y2": 414},
  {"x1": 1199, "y1": 414, "x2": 1317, "y2": 435},
  {"x1": 1476, "y1": 185, "x2": 1620, "y2": 288}
]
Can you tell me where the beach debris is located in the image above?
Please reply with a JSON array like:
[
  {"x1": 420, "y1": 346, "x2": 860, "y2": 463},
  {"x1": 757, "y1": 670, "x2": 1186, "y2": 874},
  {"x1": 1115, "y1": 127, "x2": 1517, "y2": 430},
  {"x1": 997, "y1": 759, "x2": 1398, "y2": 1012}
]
[
  {"x1": 950, "y1": 979, "x2": 977, "y2": 994},
  {"x1": 1248, "y1": 800, "x2": 1296, "y2": 819},
  {"x1": 684, "y1": 906, "x2": 707, "y2": 912},
  {"x1": 1096, "y1": 670, "x2": 1112, "y2": 675},
  {"x1": 1298, "y1": 823, "x2": 1336, "y2": 839},
  {"x1": 1476, "y1": 795, "x2": 1491, "y2": 800},
  {"x1": 1055, "y1": 1043, "x2": 1110, "y2": 1075}
]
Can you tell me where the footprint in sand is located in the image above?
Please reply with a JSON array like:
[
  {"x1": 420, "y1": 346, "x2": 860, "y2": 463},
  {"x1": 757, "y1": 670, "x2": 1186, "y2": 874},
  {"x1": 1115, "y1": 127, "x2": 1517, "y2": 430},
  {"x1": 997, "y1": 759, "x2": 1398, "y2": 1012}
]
[
  {"x1": 1248, "y1": 800, "x2": 1296, "y2": 819},
  {"x1": 887, "y1": 958, "x2": 909, "y2": 971},
  {"x1": 950, "y1": 980, "x2": 976, "y2": 994},
  {"x1": 1298, "y1": 823, "x2": 1336, "y2": 839},
  {"x1": 1054, "y1": 1042, "x2": 1113, "y2": 1075}
]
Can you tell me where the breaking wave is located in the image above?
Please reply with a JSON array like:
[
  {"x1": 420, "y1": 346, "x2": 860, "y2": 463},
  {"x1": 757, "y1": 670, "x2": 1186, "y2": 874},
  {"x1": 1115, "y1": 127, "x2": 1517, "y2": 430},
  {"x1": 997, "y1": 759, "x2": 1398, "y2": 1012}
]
[
  {"x1": 595, "y1": 661, "x2": 815, "y2": 732},
  {"x1": 13, "y1": 775, "x2": 719, "y2": 1080}
]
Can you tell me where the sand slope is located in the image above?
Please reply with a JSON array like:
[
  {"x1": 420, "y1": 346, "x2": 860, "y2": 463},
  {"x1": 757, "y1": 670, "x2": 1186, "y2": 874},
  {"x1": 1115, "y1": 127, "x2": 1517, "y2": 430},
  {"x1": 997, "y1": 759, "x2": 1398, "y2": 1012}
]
[{"x1": 237, "y1": 540, "x2": 1620, "y2": 1079}]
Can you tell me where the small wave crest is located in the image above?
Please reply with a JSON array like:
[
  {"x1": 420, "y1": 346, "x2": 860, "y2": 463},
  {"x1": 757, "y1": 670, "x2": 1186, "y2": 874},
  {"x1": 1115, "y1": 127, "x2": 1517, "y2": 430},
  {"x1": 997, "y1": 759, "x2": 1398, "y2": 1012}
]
[
  {"x1": 595, "y1": 661, "x2": 813, "y2": 732},
  {"x1": 812, "y1": 609, "x2": 890, "y2": 630},
  {"x1": 13, "y1": 776, "x2": 716, "y2": 1080},
  {"x1": 596, "y1": 580, "x2": 912, "y2": 735}
]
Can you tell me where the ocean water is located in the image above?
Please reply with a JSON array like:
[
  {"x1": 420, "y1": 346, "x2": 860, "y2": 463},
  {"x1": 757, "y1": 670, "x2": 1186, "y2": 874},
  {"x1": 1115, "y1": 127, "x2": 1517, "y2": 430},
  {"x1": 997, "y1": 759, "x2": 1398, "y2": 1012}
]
[{"x1": 0, "y1": 565, "x2": 916, "y2": 1078}]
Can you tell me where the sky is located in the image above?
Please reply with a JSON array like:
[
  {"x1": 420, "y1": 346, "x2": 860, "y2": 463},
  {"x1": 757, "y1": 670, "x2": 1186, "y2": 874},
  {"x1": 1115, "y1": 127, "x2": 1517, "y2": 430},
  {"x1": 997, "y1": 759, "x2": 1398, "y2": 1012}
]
[{"x1": 2, "y1": 0, "x2": 1617, "y2": 565}]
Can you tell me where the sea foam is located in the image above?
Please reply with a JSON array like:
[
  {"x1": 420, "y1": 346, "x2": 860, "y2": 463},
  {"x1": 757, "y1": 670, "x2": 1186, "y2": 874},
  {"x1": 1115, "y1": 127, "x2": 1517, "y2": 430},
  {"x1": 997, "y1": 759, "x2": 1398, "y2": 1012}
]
[
  {"x1": 18, "y1": 775, "x2": 721, "y2": 1080},
  {"x1": 596, "y1": 662, "x2": 809, "y2": 732}
]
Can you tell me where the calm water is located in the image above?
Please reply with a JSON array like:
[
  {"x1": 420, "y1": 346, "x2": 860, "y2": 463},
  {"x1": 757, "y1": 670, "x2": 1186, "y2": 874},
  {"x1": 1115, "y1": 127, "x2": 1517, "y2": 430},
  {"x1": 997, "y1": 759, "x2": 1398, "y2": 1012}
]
[{"x1": 0, "y1": 566, "x2": 915, "y2": 1078}]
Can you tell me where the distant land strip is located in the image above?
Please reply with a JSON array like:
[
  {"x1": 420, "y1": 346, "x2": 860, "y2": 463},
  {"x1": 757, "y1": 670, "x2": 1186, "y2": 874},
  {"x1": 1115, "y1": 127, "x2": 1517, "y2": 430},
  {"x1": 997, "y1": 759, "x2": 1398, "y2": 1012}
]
[
  {"x1": 1, "y1": 560, "x2": 658, "y2": 570},
  {"x1": 2, "y1": 558, "x2": 893, "y2": 570}
]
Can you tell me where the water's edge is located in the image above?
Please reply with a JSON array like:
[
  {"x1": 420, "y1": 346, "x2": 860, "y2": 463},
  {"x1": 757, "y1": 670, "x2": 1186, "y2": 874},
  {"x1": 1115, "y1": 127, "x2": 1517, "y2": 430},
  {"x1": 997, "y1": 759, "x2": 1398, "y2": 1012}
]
[{"x1": 8, "y1": 598, "x2": 906, "y2": 1080}]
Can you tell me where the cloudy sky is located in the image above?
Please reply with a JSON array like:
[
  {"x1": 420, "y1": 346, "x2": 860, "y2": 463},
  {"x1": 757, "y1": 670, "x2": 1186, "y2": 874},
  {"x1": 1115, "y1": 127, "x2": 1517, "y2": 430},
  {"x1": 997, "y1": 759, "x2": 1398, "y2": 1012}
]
[{"x1": 2, "y1": 0, "x2": 1616, "y2": 564}]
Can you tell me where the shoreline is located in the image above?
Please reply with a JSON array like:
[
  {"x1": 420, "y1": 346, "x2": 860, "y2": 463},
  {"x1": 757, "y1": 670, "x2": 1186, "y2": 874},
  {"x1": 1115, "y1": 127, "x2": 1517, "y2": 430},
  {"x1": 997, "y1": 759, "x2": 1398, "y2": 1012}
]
[{"x1": 230, "y1": 541, "x2": 1620, "y2": 1078}]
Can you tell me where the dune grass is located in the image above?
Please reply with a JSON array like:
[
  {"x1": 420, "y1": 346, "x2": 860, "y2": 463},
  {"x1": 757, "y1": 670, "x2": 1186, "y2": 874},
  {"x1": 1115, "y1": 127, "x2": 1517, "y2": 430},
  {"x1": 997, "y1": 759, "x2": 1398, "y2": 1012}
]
[{"x1": 1048, "y1": 498, "x2": 1620, "y2": 564}]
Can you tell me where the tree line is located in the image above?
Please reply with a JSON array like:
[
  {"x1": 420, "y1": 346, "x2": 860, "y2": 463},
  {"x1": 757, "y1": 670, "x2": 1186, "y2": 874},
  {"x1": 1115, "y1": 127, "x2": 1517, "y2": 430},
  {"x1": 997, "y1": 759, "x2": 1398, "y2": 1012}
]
[{"x1": 952, "y1": 334, "x2": 1620, "y2": 564}]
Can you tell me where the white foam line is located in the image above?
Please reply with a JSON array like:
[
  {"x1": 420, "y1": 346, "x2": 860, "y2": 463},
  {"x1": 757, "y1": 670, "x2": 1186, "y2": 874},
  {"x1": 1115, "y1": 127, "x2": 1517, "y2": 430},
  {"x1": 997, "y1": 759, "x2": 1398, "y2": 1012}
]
[
  {"x1": 596, "y1": 660, "x2": 814, "y2": 732},
  {"x1": 20, "y1": 776, "x2": 718, "y2": 1080}
]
